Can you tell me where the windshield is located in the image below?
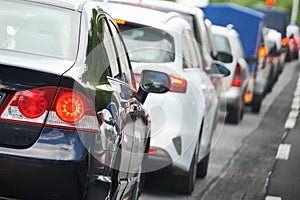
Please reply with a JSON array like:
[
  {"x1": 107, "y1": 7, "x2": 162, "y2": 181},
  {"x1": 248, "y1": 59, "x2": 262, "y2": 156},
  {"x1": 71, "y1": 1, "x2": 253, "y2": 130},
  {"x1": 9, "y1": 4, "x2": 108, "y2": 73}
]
[
  {"x1": 118, "y1": 23, "x2": 175, "y2": 63},
  {"x1": 0, "y1": 0, "x2": 79, "y2": 60},
  {"x1": 213, "y1": 34, "x2": 232, "y2": 54}
]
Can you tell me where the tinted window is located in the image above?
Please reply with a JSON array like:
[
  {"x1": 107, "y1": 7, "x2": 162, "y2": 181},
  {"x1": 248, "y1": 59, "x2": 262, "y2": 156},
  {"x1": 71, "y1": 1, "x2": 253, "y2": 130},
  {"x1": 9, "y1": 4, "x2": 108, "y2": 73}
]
[
  {"x1": 213, "y1": 34, "x2": 232, "y2": 54},
  {"x1": 100, "y1": 18, "x2": 121, "y2": 79},
  {"x1": 118, "y1": 23, "x2": 175, "y2": 63},
  {"x1": 108, "y1": 20, "x2": 133, "y2": 84},
  {"x1": 0, "y1": 0, "x2": 79, "y2": 60}
]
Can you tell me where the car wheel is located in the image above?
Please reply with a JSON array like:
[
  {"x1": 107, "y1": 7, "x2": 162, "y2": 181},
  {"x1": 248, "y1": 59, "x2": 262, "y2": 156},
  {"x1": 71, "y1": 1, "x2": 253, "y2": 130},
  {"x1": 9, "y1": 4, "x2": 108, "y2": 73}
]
[
  {"x1": 226, "y1": 106, "x2": 241, "y2": 124},
  {"x1": 252, "y1": 94, "x2": 263, "y2": 113},
  {"x1": 172, "y1": 143, "x2": 198, "y2": 194},
  {"x1": 197, "y1": 153, "x2": 210, "y2": 178}
]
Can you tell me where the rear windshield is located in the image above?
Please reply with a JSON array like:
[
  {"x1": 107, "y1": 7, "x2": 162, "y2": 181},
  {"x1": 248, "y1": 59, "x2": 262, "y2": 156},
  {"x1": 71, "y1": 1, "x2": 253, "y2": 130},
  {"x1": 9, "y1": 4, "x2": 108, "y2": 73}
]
[
  {"x1": 213, "y1": 34, "x2": 232, "y2": 54},
  {"x1": 0, "y1": 0, "x2": 79, "y2": 60},
  {"x1": 118, "y1": 23, "x2": 175, "y2": 63}
]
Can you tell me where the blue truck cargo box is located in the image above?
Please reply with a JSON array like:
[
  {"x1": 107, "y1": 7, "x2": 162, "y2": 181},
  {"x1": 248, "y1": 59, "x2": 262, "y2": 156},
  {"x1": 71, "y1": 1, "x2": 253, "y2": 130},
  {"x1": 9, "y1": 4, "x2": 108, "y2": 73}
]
[
  {"x1": 253, "y1": 6, "x2": 287, "y2": 38},
  {"x1": 202, "y1": 3, "x2": 265, "y2": 62}
]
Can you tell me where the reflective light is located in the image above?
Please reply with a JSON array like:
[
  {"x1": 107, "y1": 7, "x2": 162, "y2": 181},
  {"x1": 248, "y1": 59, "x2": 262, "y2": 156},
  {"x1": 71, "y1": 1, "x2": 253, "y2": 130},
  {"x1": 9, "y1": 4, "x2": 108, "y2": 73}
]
[
  {"x1": 258, "y1": 46, "x2": 267, "y2": 58},
  {"x1": 244, "y1": 93, "x2": 252, "y2": 103},
  {"x1": 114, "y1": 19, "x2": 126, "y2": 25}
]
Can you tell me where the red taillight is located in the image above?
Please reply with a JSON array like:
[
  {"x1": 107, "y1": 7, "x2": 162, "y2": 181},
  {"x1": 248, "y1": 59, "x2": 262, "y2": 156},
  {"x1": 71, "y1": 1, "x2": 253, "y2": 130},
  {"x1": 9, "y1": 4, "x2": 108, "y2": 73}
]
[
  {"x1": 169, "y1": 75, "x2": 187, "y2": 93},
  {"x1": 282, "y1": 38, "x2": 289, "y2": 46},
  {"x1": 258, "y1": 46, "x2": 267, "y2": 58},
  {"x1": 232, "y1": 79, "x2": 241, "y2": 87},
  {"x1": 231, "y1": 63, "x2": 241, "y2": 87},
  {"x1": 18, "y1": 89, "x2": 49, "y2": 119},
  {"x1": 0, "y1": 87, "x2": 99, "y2": 132},
  {"x1": 149, "y1": 147, "x2": 156, "y2": 154},
  {"x1": 55, "y1": 91, "x2": 85, "y2": 124}
]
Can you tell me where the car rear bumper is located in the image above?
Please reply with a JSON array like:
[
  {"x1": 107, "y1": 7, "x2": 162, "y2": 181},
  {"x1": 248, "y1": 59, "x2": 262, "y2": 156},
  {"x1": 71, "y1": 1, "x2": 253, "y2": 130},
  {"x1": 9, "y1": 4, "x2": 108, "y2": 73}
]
[
  {"x1": 220, "y1": 87, "x2": 241, "y2": 110},
  {"x1": 0, "y1": 154, "x2": 88, "y2": 200},
  {"x1": 0, "y1": 127, "x2": 108, "y2": 200}
]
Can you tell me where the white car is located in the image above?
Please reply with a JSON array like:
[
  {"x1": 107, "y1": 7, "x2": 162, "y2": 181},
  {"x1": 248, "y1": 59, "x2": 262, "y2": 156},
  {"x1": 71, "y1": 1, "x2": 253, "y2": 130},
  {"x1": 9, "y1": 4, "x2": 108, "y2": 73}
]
[
  {"x1": 104, "y1": 2, "x2": 229, "y2": 194},
  {"x1": 211, "y1": 25, "x2": 249, "y2": 124}
]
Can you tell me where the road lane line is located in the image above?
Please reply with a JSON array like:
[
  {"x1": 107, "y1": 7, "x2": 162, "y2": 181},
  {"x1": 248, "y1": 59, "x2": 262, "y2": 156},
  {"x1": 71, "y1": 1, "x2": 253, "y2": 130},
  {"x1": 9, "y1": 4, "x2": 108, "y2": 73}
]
[
  {"x1": 285, "y1": 117, "x2": 297, "y2": 129},
  {"x1": 265, "y1": 196, "x2": 282, "y2": 200},
  {"x1": 276, "y1": 144, "x2": 292, "y2": 160},
  {"x1": 289, "y1": 110, "x2": 299, "y2": 118}
]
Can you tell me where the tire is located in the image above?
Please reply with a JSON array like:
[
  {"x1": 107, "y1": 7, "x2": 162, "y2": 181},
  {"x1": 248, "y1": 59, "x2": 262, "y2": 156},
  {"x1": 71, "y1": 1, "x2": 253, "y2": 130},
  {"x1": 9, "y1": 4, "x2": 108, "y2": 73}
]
[
  {"x1": 172, "y1": 143, "x2": 198, "y2": 194},
  {"x1": 197, "y1": 153, "x2": 210, "y2": 178},
  {"x1": 226, "y1": 106, "x2": 241, "y2": 124},
  {"x1": 251, "y1": 94, "x2": 263, "y2": 113}
]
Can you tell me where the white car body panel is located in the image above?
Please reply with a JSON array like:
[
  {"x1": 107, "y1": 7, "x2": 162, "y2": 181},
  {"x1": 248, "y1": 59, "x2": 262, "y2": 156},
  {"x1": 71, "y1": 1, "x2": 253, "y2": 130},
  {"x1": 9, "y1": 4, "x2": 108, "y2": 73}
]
[{"x1": 106, "y1": 3, "x2": 217, "y2": 172}]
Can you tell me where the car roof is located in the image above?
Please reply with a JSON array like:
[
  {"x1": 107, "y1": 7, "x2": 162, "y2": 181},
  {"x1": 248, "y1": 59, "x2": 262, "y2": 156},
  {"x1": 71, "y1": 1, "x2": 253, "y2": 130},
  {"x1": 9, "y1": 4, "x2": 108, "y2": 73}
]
[
  {"x1": 22, "y1": 0, "x2": 88, "y2": 11},
  {"x1": 211, "y1": 25, "x2": 239, "y2": 39},
  {"x1": 112, "y1": 0, "x2": 204, "y2": 16},
  {"x1": 104, "y1": 2, "x2": 189, "y2": 30}
]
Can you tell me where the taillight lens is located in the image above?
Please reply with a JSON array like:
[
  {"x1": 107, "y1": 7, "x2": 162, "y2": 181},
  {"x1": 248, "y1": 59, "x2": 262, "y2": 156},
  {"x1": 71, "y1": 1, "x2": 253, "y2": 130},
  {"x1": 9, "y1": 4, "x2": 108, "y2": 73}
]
[
  {"x1": 55, "y1": 91, "x2": 85, "y2": 124},
  {"x1": 282, "y1": 38, "x2": 289, "y2": 46},
  {"x1": 169, "y1": 75, "x2": 187, "y2": 93},
  {"x1": 0, "y1": 87, "x2": 99, "y2": 132},
  {"x1": 231, "y1": 63, "x2": 241, "y2": 87},
  {"x1": 0, "y1": 87, "x2": 56, "y2": 124},
  {"x1": 134, "y1": 73, "x2": 187, "y2": 93},
  {"x1": 258, "y1": 46, "x2": 267, "y2": 58}
]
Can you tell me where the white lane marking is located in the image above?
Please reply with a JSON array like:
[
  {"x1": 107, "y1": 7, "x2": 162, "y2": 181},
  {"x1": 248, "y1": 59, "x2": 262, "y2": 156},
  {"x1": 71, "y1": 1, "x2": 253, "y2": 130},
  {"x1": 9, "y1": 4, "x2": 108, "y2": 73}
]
[
  {"x1": 289, "y1": 110, "x2": 299, "y2": 118},
  {"x1": 294, "y1": 90, "x2": 300, "y2": 96},
  {"x1": 265, "y1": 196, "x2": 282, "y2": 200},
  {"x1": 285, "y1": 117, "x2": 297, "y2": 129},
  {"x1": 276, "y1": 144, "x2": 292, "y2": 160}
]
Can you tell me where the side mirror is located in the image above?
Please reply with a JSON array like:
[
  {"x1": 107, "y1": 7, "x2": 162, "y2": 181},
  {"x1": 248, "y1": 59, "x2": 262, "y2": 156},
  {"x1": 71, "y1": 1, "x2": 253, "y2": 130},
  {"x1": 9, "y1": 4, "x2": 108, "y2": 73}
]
[
  {"x1": 209, "y1": 61, "x2": 231, "y2": 78},
  {"x1": 134, "y1": 70, "x2": 170, "y2": 104},
  {"x1": 216, "y1": 51, "x2": 233, "y2": 63},
  {"x1": 246, "y1": 56, "x2": 258, "y2": 65}
]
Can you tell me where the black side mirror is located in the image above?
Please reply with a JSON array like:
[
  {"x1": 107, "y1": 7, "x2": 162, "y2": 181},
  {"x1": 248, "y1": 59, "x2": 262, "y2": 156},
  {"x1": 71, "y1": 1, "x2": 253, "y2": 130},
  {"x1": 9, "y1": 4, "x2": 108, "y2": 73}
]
[
  {"x1": 216, "y1": 51, "x2": 233, "y2": 63},
  {"x1": 209, "y1": 61, "x2": 231, "y2": 78},
  {"x1": 134, "y1": 70, "x2": 170, "y2": 104},
  {"x1": 246, "y1": 56, "x2": 258, "y2": 65}
]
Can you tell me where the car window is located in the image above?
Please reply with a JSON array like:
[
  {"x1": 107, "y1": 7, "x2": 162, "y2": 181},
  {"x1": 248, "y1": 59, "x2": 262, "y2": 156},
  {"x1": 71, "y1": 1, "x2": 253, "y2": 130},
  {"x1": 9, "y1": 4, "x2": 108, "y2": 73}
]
[
  {"x1": 213, "y1": 34, "x2": 232, "y2": 55},
  {"x1": 107, "y1": 19, "x2": 133, "y2": 85},
  {"x1": 0, "y1": 0, "x2": 79, "y2": 60},
  {"x1": 182, "y1": 29, "x2": 199, "y2": 69},
  {"x1": 118, "y1": 22, "x2": 175, "y2": 63},
  {"x1": 99, "y1": 17, "x2": 121, "y2": 80}
]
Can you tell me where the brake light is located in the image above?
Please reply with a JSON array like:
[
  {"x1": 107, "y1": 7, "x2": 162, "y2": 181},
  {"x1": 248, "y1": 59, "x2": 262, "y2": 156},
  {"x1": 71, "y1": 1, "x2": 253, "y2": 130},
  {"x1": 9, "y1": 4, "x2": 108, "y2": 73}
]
[
  {"x1": 55, "y1": 91, "x2": 85, "y2": 124},
  {"x1": 0, "y1": 87, "x2": 56, "y2": 124},
  {"x1": 169, "y1": 75, "x2": 187, "y2": 93},
  {"x1": 282, "y1": 37, "x2": 289, "y2": 46},
  {"x1": 114, "y1": 19, "x2": 126, "y2": 25},
  {"x1": 258, "y1": 46, "x2": 267, "y2": 58},
  {"x1": 231, "y1": 63, "x2": 241, "y2": 87},
  {"x1": 0, "y1": 87, "x2": 99, "y2": 132}
]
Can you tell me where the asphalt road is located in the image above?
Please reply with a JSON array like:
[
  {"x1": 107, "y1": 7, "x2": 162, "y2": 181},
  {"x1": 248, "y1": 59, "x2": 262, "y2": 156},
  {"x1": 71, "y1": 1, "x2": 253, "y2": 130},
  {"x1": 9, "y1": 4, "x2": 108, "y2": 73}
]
[{"x1": 140, "y1": 60, "x2": 300, "y2": 200}]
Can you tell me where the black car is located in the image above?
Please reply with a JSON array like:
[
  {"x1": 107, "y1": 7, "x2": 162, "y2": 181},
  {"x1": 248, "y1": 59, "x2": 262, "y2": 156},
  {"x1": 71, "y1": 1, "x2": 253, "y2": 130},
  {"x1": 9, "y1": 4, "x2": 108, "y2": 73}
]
[{"x1": 0, "y1": 0, "x2": 170, "y2": 199}]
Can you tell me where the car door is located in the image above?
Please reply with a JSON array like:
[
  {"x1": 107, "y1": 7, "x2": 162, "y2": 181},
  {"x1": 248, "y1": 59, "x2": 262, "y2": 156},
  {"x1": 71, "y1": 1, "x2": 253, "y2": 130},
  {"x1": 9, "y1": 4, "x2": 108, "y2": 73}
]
[
  {"x1": 181, "y1": 28, "x2": 215, "y2": 157},
  {"x1": 105, "y1": 16, "x2": 150, "y2": 199}
]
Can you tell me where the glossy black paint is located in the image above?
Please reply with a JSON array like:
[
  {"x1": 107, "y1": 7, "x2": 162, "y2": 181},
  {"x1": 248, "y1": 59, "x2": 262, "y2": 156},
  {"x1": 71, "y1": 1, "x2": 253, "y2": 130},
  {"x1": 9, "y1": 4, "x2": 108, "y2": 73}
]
[{"x1": 0, "y1": 0, "x2": 153, "y2": 199}]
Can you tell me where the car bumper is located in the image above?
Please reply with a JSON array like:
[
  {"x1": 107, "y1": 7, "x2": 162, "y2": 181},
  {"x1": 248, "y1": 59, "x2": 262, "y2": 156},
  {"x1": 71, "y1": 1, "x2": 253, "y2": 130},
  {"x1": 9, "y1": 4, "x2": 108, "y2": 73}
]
[
  {"x1": 0, "y1": 127, "x2": 108, "y2": 200},
  {"x1": 220, "y1": 87, "x2": 241, "y2": 110}
]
